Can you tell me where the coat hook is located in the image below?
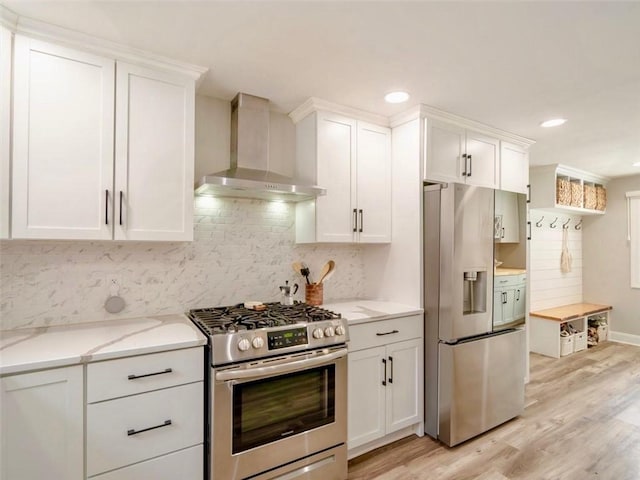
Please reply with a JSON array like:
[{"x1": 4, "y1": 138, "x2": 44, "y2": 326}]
[
  {"x1": 535, "y1": 216, "x2": 544, "y2": 228},
  {"x1": 550, "y1": 217, "x2": 558, "y2": 228},
  {"x1": 562, "y1": 218, "x2": 571, "y2": 229},
  {"x1": 575, "y1": 219, "x2": 583, "y2": 230}
]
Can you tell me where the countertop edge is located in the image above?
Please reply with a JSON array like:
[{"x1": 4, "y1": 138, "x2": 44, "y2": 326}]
[
  {"x1": 0, "y1": 339, "x2": 208, "y2": 377},
  {"x1": 347, "y1": 309, "x2": 424, "y2": 326}
]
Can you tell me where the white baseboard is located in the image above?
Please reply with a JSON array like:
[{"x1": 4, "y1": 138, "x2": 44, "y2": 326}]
[{"x1": 609, "y1": 331, "x2": 640, "y2": 347}]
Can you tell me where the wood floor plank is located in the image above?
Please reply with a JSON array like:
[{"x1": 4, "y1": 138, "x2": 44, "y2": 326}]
[{"x1": 347, "y1": 342, "x2": 640, "y2": 479}]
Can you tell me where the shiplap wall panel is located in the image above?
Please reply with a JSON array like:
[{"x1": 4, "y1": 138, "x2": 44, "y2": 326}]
[{"x1": 529, "y1": 210, "x2": 583, "y2": 311}]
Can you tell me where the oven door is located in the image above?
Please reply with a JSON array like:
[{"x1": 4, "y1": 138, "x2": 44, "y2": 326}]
[{"x1": 212, "y1": 347, "x2": 347, "y2": 480}]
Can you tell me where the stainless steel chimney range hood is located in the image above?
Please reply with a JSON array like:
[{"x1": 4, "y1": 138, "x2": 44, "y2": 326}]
[{"x1": 195, "y1": 93, "x2": 326, "y2": 202}]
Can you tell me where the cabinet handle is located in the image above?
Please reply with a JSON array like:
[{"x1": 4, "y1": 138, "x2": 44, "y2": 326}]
[
  {"x1": 359, "y1": 209, "x2": 363, "y2": 233},
  {"x1": 502, "y1": 292, "x2": 507, "y2": 304},
  {"x1": 127, "y1": 368, "x2": 173, "y2": 380},
  {"x1": 119, "y1": 191, "x2": 124, "y2": 226},
  {"x1": 382, "y1": 358, "x2": 387, "y2": 386},
  {"x1": 467, "y1": 154, "x2": 473, "y2": 177},
  {"x1": 501, "y1": 227, "x2": 505, "y2": 239},
  {"x1": 516, "y1": 289, "x2": 521, "y2": 301},
  {"x1": 127, "y1": 419, "x2": 172, "y2": 436},
  {"x1": 105, "y1": 190, "x2": 109, "y2": 225},
  {"x1": 388, "y1": 356, "x2": 394, "y2": 384},
  {"x1": 461, "y1": 153, "x2": 468, "y2": 176},
  {"x1": 527, "y1": 221, "x2": 532, "y2": 240},
  {"x1": 376, "y1": 330, "x2": 399, "y2": 336},
  {"x1": 353, "y1": 209, "x2": 358, "y2": 233},
  {"x1": 527, "y1": 184, "x2": 531, "y2": 204}
]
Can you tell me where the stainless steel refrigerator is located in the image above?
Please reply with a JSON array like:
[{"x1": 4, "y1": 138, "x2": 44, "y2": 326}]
[{"x1": 424, "y1": 183, "x2": 525, "y2": 447}]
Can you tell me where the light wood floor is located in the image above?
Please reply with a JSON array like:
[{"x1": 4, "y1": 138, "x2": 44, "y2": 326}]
[{"x1": 347, "y1": 341, "x2": 640, "y2": 480}]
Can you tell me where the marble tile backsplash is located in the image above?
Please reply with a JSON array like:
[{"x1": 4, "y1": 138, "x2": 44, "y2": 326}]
[{"x1": 0, "y1": 197, "x2": 365, "y2": 330}]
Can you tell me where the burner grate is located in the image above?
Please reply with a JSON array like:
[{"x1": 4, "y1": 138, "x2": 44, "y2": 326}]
[{"x1": 188, "y1": 302, "x2": 341, "y2": 336}]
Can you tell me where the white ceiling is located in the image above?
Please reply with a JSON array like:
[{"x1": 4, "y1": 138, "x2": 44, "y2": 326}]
[{"x1": 5, "y1": 1, "x2": 640, "y2": 178}]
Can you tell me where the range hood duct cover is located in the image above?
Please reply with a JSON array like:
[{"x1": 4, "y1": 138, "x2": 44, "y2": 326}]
[{"x1": 195, "y1": 93, "x2": 325, "y2": 202}]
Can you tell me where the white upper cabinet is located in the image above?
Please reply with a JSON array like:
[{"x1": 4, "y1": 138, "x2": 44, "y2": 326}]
[
  {"x1": 12, "y1": 36, "x2": 115, "y2": 240},
  {"x1": 494, "y1": 190, "x2": 520, "y2": 243},
  {"x1": 115, "y1": 63, "x2": 194, "y2": 241},
  {"x1": 11, "y1": 34, "x2": 198, "y2": 241},
  {"x1": 500, "y1": 141, "x2": 529, "y2": 195},
  {"x1": 425, "y1": 119, "x2": 499, "y2": 188},
  {"x1": 294, "y1": 108, "x2": 391, "y2": 244},
  {"x1": 1, "y1": 25, "x2": 12, "y2": 239}
]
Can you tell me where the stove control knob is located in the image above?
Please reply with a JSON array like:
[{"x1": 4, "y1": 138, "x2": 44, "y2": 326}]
[
  {"x1": 252, "y1": 337, "x2": 264, "y2": 349},
  {"x1": 237, "y1": 338, "x2": 251, "y2": 352},
  {"x1": 335, "y1": 325, "x2": 346, "y2": 336},
  {"x1": 324, "y1": 326, "x2": 335, "y2": 337},
  {"x1": 312, "y1": 328, "x2": 324, "y2": 339}
]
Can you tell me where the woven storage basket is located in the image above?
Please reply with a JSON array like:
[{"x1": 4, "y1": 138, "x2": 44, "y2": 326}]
[
  {"x1": 570, "y1": 180, "x2": 583, "y2": 207},
  {"x1": 584, "y1": 184, "x2": 597, "y2": 210},
  {"x1": 556, "y1": 177, "x2": 571, "y2": 205},
  {"x1": 596, "y1": 185, "x2": 607, "y2": 211}
]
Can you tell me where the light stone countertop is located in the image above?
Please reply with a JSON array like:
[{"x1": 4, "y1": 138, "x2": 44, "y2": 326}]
[
  {"x1": 0, "y1": 314, "x2": 207, "y2": 376},
  {"x1": 495, "y1": 268, "x2": 527, "y2": 276},
  {"x1": 322, "y1": 300, "x2": 423, "y2": 326}
]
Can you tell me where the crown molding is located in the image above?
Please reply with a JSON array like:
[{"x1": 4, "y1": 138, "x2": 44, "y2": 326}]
[
  {"x1": 0, "y1": 5, "x2": 18, "y2": 30},
  {"x1": 289, "y1": 97, "x2": 389, "y2": 126},
  {"x1": 4, "y1": 6, "x2": 207, "y2": 85},
  {"x1": 418, "y1": 104, "x2": 536, "y2": 147}
]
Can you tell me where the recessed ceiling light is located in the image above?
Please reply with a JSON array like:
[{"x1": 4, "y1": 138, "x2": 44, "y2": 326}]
[
  {"x1": 540, "y1": 118, "x2": 567, "y2": 128},
  {"x1": 633, "y1": 161, "x2": 640, "y2": 167},
  {"x1": 384, "y1": 91, "x2": 410, "y2": 104}
]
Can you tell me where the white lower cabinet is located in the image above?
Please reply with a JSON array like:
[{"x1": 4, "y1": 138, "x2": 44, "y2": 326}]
[
  {"x1": 91, "y1": 445, "x2": 202, "y2": 480},
  {"x1": 0, "y1": 365, "x2": 84, "y2": 480},
  {"x1": 494, "y1": 274, "x2": 526, "y2": 328},
  {"x1": 347, "y1": 315, "x2": 423, "y2": 455},
  {"x1": 86, "y1": 347, "x2": 204, "y2": 479},
  {"x1": 86, "y1": 382, "x2": 203, "y2": 476}
]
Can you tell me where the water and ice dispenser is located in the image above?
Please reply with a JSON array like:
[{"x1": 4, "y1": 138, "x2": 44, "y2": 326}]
[{"x1": 463, "y1": 270, "x2": 487, "y2": 315}]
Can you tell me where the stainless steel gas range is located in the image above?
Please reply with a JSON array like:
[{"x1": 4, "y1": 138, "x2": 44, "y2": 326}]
[{"x1": 188, "y1": 302, "x2": 349, "y2": 480}]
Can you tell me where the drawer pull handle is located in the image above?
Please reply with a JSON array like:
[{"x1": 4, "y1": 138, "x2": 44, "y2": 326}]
[
  {"x1": 127, "y1": 419, "x2": 172, "y2": 436},
  {"x1": 376, "y1": 330, "x2": 399, "y2": 336},
  {"x1": 127, "y1": 368, "x2": 173, "y2": 380}
]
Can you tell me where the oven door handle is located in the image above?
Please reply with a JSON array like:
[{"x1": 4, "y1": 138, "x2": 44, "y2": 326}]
[{"x1": 215, "y1": 349, "x2": 347, "y2": 381}]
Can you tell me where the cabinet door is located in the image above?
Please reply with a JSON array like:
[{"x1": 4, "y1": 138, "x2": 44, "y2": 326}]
[
  {"x1": 495, "y1": 190, "x2": 520, "y2": 243},
  {"x1": 385, "y1": 339, "x2": 422, "y2": 434},
  {"x1": 502, "y1": 288, "x2": 516, "y2": 325},
  {"x1": 493, "y1": 289, "x2": 505, "y2": 327},
  {"x1": 12, "y1": 36, "x2": 115, "y2": 239},
  {"x1": 315, "y1": 112, "x2": 356, "y2": 242},
  {"x1": 1, "y1": 366, "x2": 83, "y2": 480},
  {"x1": 500, "y1": 142, "x2": 529, "y2": 194},
  {"x1": 356, "y1": 121, "x2": 391, "y2": 243},
  {"x1": 425, "y1": 119, "x2": 465, "y2": 183},
  {"x1": 115, "y1": 62, "x2": 194, "y2": 241},
  {"x1": 513, "y1": 285, "x2": 526, "y2": 321},
  {"x1": 0, "y1": 26, "x2": 11, "y2": 239},
  {"x1": 465, "y1": 131, "x2": 499, "y2": 189},
  {"x1": 347, "y1": 346, "x2": 386, "y2": 449}
]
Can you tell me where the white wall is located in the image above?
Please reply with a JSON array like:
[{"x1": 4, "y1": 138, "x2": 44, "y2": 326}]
[
  {"x1": 529, "y1": 209, "x2": 583, "y2": 311},
  {"x1": 583, "y1": 174, "x2": 640, "y2": 340}
]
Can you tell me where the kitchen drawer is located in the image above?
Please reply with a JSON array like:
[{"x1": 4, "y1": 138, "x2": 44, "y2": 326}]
[
  {"x1": 348, "y1": 314, "x2": 422, "y2": 352},
  {"x1": 87, "y1": 347, "x2": 203, "y2": 403},
  {"x1": 86, "y1": 382, "x2": 203, "y2": 476},
  {"x1": 494, "y1": 274, "x2": 526, "y2": 288},
  {"x1": 89, "y1": 445, "x2": 202, "y2": 480}
]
